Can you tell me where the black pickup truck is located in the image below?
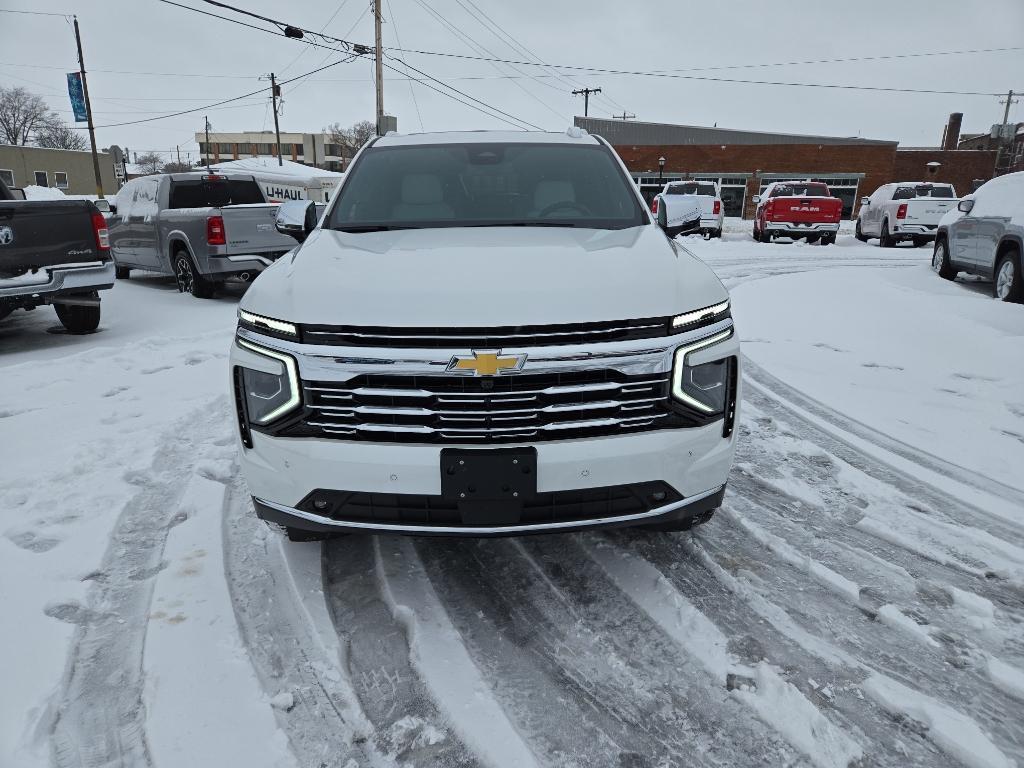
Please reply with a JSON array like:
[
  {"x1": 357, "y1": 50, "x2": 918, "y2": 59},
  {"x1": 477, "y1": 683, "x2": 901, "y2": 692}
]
[{"x1": 0, "y1": 178, "x2": 115, "y2": 333}]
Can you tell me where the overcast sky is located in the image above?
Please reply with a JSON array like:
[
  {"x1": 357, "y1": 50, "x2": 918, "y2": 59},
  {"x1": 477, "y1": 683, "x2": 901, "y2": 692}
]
[{"x1": 1, "y1": 0, "x2": 1022, "y2": 163}]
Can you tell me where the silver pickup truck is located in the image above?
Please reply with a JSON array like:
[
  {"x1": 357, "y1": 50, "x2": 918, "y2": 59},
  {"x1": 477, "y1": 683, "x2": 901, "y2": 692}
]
[{"x1": 108, "y1": 171, "x2": 297, "y2": 298}]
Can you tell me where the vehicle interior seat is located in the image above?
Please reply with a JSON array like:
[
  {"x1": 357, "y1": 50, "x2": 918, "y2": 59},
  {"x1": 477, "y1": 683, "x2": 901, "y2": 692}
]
[{"x1": 392, "y1": 174, "x2": 454, "y2": 220}]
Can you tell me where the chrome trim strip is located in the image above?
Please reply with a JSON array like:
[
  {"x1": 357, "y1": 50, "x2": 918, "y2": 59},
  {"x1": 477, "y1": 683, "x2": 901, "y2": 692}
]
[
  {"x1": 227, "y1": 255, "x2": 274, "y2": 266},
  {"x1": 254, "y1": 485, "x2": 725, "y2": 534},
  {"x1": 305, "y1": 378, "x2": 669, "y2": 400},
  {"x1": 304, "y1": 323, "x2": 667, "y2": 342}
]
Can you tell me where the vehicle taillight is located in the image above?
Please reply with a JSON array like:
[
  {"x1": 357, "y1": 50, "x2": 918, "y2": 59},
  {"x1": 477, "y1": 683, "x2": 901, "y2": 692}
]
[
  {"x1": 91, "y1": 212, "x2": 109, "y2": 252},
  {"x1": 207, "y1": 215, "x2": 226, "y2": 245},
  {"x1": 713, "y1": 200, "x2": 721, "y2": 215},
  {"x1": 896, "y1": 203, "x2": 908, "y2": 220},
  {"x1": 651, "y1": 197, "x2": 659, "y2": 214}
]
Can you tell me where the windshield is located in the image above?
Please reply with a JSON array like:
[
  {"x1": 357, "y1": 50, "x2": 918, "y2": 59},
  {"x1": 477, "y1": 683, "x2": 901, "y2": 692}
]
[
  {"x1": 666, "y1": 182, "x2": 716, "y2": 196},
  {"x1": 771, "y1": 183, "x2": 831, "y2": 197},
  {"x1": 893, "y1": 185, "x2": 956, "y2": 200},
  {"x1": 168, "y1": 178, "x2": 264, "y2": 208},
  {"x1": 326, "y1": 142, "x2": 646, "y2": 231}
]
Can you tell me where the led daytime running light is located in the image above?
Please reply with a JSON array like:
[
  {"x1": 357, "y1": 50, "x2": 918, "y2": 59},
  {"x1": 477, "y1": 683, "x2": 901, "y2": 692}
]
[
  {"x1": 672, "y1": 300, "x2": 729, "y2": 330},
  {"x1": 671, "y1": 329, "x2": 734, "y2": 413},
  {"x1": 239, "y1": 309, "x2": 297, "y2": 337}
]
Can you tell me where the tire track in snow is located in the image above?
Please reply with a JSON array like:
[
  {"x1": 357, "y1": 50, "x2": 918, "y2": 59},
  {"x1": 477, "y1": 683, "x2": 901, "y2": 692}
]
[
  {"x1": 417, "y1": 536, "x2": 806, "y2": 767},
  {"x1": 321, "y1": 535, "x2": 492, "y2": 768},
  {"x1": 48, "y1": 404, "x2": 227, "y2": 768},
  {"x1": 224, "y1": 489, "x2": 377, "y2": 768}
]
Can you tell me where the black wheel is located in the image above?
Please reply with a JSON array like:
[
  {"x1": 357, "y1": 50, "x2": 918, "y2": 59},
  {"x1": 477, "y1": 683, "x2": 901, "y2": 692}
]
[
  {"x1": 821, "y1": 233, "x2": 836, "y2": 246},
  {"x1": 805, "y1": 234, "x2": 820, "y2": 244},
  {"x1": 115, "y1": 266, "x2": 131, "y2": 280},
  {"x1": 879, "y1": 220, "x2": 894, "y2": 248},
  {"x1": 712, "y1": 228, "x2": 723, "y2": 239},
  {"x1": 644, "y1": 509, "x2": 716, "y2": 533},
  {"x1": 932, "y1": 238, "x2": 956, "y2": 280},
  {"x1": 855, "y1": 219, "x2": 868, "y2": 242},
  {"x1": 174, "y1": 250, "x2": 215, "y2": 299},
  {"x1": 54, "y1": 292, "x2": 100, "y2": 333},
  {"x1": 912, "y1": 236, "x2": 929, "y2": 248},
  {"x1": 756, "y1": 226, "x2": 771, "y2": 244},
  {"x1": 994, "y1": 249, "x2": 1023, "y2": 303}
]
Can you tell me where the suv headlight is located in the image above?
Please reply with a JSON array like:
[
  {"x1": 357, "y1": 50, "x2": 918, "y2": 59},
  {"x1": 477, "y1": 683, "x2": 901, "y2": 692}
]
[
  {"x1": 235, "y1": 339, "x2": 301, "y2": 424},
  {"x1": 238, "y1": 309, "x2": 298, "y2": 340},
  {"x1": 671, "y1": 329, "x2": 733, "y2": 414}
]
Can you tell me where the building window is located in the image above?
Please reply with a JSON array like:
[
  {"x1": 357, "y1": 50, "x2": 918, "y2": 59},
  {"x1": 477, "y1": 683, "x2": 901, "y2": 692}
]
[
  {"x1": 54, "y1": 172, "x2": 69, "y2": 189},
  {"x1": 34, "y1": 171, "x2": 48, "y2": 187},
  {"x1": 218, "y1": 143, "x2": 233, "y2": 154},
  {"x1": 0, "y1": 169, "x2": 13, "y2": 187},
  {"x1": 257, "y1": 143, "x2": 272, "y2": 154}
]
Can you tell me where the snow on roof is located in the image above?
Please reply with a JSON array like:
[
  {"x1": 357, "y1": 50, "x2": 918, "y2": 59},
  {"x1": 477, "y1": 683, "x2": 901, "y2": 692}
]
[
  {"x1": 376, "y1": 129, "x2": 598, "y2": 147},
  {"x1": 22, "y1": 185, "x2": 68, "y2": 201},
  {"x1": 208, "y1": 157, "x2": 344, "y2": 182}
]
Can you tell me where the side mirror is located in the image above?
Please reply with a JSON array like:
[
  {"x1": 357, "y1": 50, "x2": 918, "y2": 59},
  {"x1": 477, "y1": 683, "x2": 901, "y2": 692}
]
[
  {"x1": 656, "y1": 201, "x2": 668, "y2": 231},
  {"x1": 860, "y1": 197, "x2": 870, "y2": 206},
  {"x1": 276, "y1": 199, "x2": 317, "y2": 242},
  {"x1": 957, "y1": 198, "x2": 974, "y2": 214},
  {"x1": 751, "y1": 195, "x2": 760, "y2": 204}
]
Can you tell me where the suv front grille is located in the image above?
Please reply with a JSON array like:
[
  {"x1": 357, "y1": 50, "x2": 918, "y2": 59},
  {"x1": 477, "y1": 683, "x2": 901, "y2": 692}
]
[
  {"x1": 298, "y1": 317, "x2": 677, "y2": 348},
  {"x1": 276, "y1": 369, "x2": 694, "y2": 443}
]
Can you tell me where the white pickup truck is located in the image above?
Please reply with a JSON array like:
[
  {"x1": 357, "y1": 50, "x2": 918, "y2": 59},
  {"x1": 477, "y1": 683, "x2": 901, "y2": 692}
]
[
  {"x1": 856, "y1": 181, "x2": 958, "y2": 247},
  {"x1": 230, "y1": 129, "x2": 740, "y2": 539},
  {"x1": 654, "y1": 181, "x2": 724, "y2": 238}
]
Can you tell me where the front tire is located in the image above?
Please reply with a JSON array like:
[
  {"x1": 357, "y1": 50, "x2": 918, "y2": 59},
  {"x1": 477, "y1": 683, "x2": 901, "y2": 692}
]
[
  {"x1": 174, "y1": 250, "x2": 215, "y2": 299},
  {"x1": 54, "y1": 292, "x2": 100, "y2": 333},
  {"x1": 855, "y1": 219, "x2": 868, "y2": 242},
  {"x1": 994, "y1": 250, "x2": 1023, "y2": 303},
  {"x1": 932, "y1": 238, "x2": 956, "y2": 280},
  {"x1": 879, "y1": 220, "x2": 894, "y2": 248}
]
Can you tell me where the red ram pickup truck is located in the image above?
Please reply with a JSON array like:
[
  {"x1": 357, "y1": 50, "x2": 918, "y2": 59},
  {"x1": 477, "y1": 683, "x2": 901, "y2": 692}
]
[{"x1": 752, "y1": 181, "x2": 843, "y2": 245}]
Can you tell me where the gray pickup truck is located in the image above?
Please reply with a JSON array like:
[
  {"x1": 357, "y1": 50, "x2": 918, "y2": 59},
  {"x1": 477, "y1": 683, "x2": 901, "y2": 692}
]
[
  {"x1": 108, "y1": 171, "x2": 296, "y2": 298},
  {"x1": 1, "y1": 178, "x2": 115, "y2": 333}
]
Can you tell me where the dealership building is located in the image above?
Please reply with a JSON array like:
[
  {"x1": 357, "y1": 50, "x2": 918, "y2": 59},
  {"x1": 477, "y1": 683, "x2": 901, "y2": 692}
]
[
  {"x1": 575, "y1": 115, "x2": 998, "y2": 219},
  {"x1": 195, "y1": 130, "x2": 350, "y2": 172}
]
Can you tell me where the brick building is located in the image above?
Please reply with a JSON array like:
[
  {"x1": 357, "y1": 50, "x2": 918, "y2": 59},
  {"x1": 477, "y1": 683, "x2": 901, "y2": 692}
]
[
  {"x1": 575, "y1": 116, "x2": 997, "y2": 219},
  {"x1": 194, "y1": 130, "x2": 352, "y2": 172}
]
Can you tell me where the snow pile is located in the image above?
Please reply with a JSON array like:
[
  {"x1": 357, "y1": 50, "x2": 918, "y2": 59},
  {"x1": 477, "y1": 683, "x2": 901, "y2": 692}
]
[
  {"x1": 21, "y1": 185, "x2": 67, "y2": 200},
  {"x1": 209, "y1": 157, "x2": 344, "y2": 182}
]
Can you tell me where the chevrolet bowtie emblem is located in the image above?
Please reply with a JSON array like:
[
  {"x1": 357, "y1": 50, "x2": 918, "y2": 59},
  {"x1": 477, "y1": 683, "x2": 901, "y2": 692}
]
[{"x1": 446, "y1": 350, "x2": 527, "y2": 376}]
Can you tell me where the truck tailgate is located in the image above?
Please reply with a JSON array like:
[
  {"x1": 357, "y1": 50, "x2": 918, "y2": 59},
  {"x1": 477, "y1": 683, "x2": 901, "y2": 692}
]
[
  {"x1": 904, "y1": 199, "x2": 957, "y2": 226},
  {"x1": 768, "y1": 197, "x2": 843, "y2": 223},
  {"x1": 219, "y1": 204, "x2": 296, "y2": 255},
  {"x1": 0, "y1": 201, "x2": 103, "y2": 272}
]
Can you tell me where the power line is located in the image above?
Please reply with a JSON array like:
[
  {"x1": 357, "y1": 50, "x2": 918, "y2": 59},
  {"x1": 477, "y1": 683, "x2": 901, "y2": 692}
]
[
  {"x1": 385, "y1": 0, "x2": 423, "y2": 132},
  {"x1": 0, "y1": 8, "x2": 71, "y2": 17}
]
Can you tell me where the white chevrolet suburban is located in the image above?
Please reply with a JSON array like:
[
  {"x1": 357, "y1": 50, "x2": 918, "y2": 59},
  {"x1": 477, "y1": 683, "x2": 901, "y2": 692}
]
[{"x1": 230, "y1": 130, "x2": 740, "y2": 538}]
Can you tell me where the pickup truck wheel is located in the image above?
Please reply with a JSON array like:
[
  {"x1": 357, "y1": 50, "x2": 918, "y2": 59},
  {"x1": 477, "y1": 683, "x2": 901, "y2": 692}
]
[
  {"x1": 644, "y1": 509, "x2": 715, "y2": 532},
  {"x1": 912, "y1": 236, "x2": 929, "y2": 248},
  {"x1": 174, "y1": 251, "x2": 215, "y2": 299},
  {"x1": 932, "y1": 238, "x2": 956, "y2": 280},
  {"x1": 712, "y1": 228, "x2": 723, "y2": 239},
  {"x1": 115, "y1": 266, "x2": 131, "y2": 280},
  {"x1": 855, "y1": 219, "x2": 868, "y2": 242},
  {"x1": 54, "y1": 292, "x2": 100, "y2": 333},
  {"x1": 879, "y1": 220, "x2": 894, "y2": 248},
  {"x1": 805, "y1": 234, "x2": 820, "y2": 244},
  {"x1": 994, "y1": 250, "x2": 1023, "y2": 303},
  {"x1": 821, "y1": 233, "x2": 836, "y2": 246}
]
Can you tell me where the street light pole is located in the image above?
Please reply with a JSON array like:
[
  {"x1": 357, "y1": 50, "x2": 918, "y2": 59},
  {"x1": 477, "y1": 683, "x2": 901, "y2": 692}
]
[
  {"x1": 73, "y1": 17, "x2": 103, "y2": 197},
  {"x1": 658, "y1": 156, "x2": 666, "y2": 186}
]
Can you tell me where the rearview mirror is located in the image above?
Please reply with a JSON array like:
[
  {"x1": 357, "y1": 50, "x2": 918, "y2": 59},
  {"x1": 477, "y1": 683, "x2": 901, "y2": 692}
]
[
  {"x1": 276, "y1": 199, "x2": 317, "y2": 242},
  {"x1": 751, "y1": 195, "x2": 760, "y2": 204},
  {"x1": 957, "y1": 198, "x2": 975, "y2": 214},
  {"x1": 860, "y1": 197, "x2": 870, "y2": 206}
]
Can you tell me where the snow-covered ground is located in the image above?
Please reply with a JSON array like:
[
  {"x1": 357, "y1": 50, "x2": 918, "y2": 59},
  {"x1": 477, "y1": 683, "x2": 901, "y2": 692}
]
[{"x1": 2, "y1": 231, "x2": 1023, "y2": 768}]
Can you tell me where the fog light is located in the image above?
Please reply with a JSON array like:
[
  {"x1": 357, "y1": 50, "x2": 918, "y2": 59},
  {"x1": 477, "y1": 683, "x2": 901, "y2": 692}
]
[
  {"x1": 313, "y1": 499, "x2": 329, "y2": 511},
  {"x1": 651, "y1": 491, "x2": 666, "y2": 502}
]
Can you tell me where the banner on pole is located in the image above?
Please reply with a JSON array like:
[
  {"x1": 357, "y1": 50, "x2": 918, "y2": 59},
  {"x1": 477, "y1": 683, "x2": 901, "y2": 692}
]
[{"x1": 66, "y1": 72, "x2": 87, "y2": 123}]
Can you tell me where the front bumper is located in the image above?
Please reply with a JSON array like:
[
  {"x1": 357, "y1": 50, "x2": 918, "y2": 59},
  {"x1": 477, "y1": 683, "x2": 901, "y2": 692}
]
[
  {"x1": 0, "y1": 260, "x2": 114, "y2": 306},
  {"x1": 231, "y1": 318, "x2": 740, "y2": 536}
]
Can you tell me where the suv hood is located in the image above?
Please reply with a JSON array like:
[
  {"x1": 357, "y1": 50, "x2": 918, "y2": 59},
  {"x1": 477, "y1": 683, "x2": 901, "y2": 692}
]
[{"x1": 242, "y1": 224, "x2": 728, "y2": 327}]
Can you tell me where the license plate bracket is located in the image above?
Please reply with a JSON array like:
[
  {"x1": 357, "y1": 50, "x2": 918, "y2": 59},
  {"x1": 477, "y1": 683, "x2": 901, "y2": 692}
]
[{"x1": 440, "y1": 447, "x2": 538, "y2": 504}]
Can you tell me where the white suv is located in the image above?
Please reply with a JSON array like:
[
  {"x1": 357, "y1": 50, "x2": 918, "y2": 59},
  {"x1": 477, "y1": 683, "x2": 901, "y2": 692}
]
[{"x1": 230, "y1": 130, "x2": 740, "y2": 538}]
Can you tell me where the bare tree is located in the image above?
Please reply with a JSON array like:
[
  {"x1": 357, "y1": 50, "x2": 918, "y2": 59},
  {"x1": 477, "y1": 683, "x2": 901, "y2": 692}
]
[
  {"x1": 161, "y1": 161, "x2": 195, "y2": 173},
  {"x1": 35, "y1": 115, "x2": 88, "y2": 151},
  {"x1": 135, "y1": 152, "x2": 163, "y2": 175},
  {"x1": 325, "y1": 119, "x2": 376, "y2": 156},
  {"x1": 0, "y1": 86, "x2": 50, "y2": 145}
]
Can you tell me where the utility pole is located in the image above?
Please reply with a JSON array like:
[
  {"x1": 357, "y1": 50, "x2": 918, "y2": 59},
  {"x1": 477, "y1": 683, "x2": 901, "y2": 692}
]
[
  {"x1": 612, "y1": 112, "x2": 636, "y2": 120},
  {"x1": 73, "y1": 17, "x2": 103, "y2": 197},
  {"x1": 995, "y1": 89, "x2": 1017, "y2": 175},
  {"x1": 204, "y1": 117, "x2": 211, "y2": 170},
  {"x1": 270, "y1": 73, "x2": 283, "y2": 166},
  {"x1": 572, "y1": 87, "x2": 601, "y2": 117},
  {"x1": 374, "y1": 0, "x2": 385, "y2": 135}
]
